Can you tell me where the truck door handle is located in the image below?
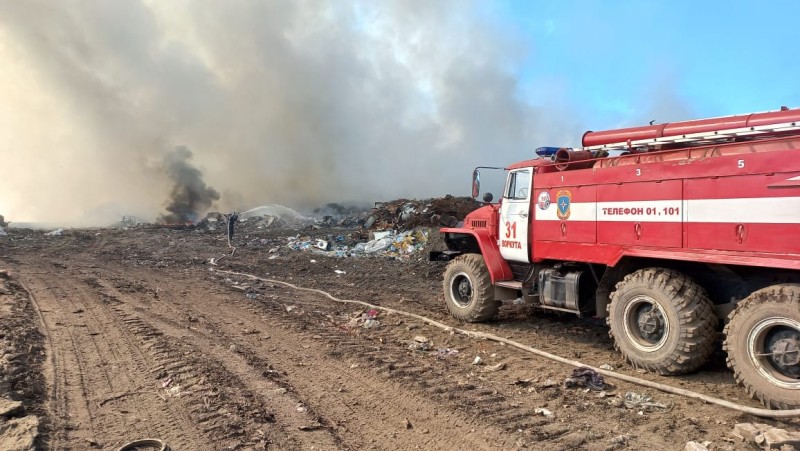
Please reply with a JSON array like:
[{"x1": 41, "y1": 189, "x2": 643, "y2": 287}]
[{"x1": 519, "y1": 212, "x2": 528, "y2": 218}]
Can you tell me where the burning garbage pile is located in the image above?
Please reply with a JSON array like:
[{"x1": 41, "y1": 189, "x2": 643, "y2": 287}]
[{"x1": 158, "y1": 146, "x2": 220, "y2": 227}]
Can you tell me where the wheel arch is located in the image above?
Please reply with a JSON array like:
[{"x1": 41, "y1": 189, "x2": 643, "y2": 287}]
[{"x1": 442, "y1": 230, "x2": 513, "y2": 283}]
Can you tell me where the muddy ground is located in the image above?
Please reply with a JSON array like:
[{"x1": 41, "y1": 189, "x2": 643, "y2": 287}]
[{"x1": 0, "y1": 224, "x2": 798, "y2": 450}]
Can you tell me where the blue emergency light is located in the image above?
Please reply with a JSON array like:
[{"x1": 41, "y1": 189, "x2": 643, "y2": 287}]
[{"x1": 535, "y1": 147, "x2": 560, "y2": 157}]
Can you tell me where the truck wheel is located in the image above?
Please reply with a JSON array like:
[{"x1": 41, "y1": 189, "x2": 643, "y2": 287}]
[
  {"x1": 443, "y1": 254, "x2": 498, "y2": 322},
  {"x1": 608, "y1": 268, "x2": 717, "y2": 375},
  {"x1": 723, "y1": 284, "x2": 800, "y2": 409}
]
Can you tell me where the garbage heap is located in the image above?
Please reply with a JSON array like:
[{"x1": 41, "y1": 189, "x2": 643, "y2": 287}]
[
  {"x1": 280, "y1": 196, "x2": 481, "y2": 260},
  {"x1": 364, "y1": 196, "x2": 480, "y2": 230},
  {"x1": 286, "y1": 229, "x2": 430, "y2": 260}
]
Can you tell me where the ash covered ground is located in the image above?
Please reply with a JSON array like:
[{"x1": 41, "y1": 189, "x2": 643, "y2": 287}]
[{"x1": 0, "y1": 196, "x2": 798, "y2": 450}]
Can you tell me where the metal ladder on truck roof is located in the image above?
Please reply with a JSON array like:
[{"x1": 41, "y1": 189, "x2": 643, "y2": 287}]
[{"x1": 582, "y1": 121, "x2": 800, "y2": 153}]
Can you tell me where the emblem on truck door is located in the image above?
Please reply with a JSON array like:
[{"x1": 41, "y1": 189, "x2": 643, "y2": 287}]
[
  {"x1": 556, "y1": 190, "x2": 572, "y2": 220},
  {"x1": 537, "y1": 191, "x2": 551, "y2": 210}
]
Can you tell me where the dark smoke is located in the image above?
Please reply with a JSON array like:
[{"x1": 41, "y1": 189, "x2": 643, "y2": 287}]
[
  {"x1": 0, "y1": 1, "x2": 590, "y2": 224},
  {"x1": 159, "y1": 146, "x2": 220, "y2": 224}
]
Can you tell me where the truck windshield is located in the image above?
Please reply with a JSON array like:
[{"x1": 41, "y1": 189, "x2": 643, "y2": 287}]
[{"x1": 504, "y1": 170, "x2": 531, "y2": 200}]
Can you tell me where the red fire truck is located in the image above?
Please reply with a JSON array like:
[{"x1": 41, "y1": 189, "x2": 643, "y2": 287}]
[{"x1": 434, "y1": 107, "x2": 800, "y2": 409}]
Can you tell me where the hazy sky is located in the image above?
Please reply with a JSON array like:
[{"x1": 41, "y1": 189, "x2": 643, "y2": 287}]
[{"x1": 1, "y1": 1, "x2": 798, "y2": 224}]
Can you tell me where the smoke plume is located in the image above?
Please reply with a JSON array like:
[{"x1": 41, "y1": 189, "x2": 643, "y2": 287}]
[
  {"x1": 0, "y1": 1, "x2": 587, "y2": 224},
  {"x1": 159, "y1": 146, "x2": 220, "y2": 223}
]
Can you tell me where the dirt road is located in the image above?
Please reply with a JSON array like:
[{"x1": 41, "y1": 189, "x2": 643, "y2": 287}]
[{"x1": 2, "y1": 226, "x2": 798, "y2": 449}]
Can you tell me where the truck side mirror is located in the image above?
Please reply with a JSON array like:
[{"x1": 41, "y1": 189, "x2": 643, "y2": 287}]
[
  {"x1": 482, "y1": 192, "x2": 494, "y2": 203},
  {"x1": 472, "y1": 169, "x2": 481, "y2": 198}
]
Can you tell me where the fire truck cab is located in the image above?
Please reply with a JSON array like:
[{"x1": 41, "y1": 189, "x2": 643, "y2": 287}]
[{"x1": 435, "y1": 107, "x2": 800, "y2": 410}]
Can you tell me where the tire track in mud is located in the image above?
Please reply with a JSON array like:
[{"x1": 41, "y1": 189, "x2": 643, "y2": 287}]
[
  {"x1": 17, "y1": 263, "x2": 206, "y2": 450},
  {"x1": 95, "y1": 265, "x2": 527, "y2": 450},
  {"x1": 82, "y1": 268, "x2": 334, "y2": 449},
  {"x1": 235, "y1": 283, "x2": 542, "y2": 432}
]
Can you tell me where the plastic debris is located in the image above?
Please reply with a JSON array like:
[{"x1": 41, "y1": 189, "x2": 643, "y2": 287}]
[
  {"x1": 622, "y1": 392, "x2": 668, "y2": 412},
  {"x1": 334, "y1": 270, "x2": 346, "y2": 275},
  {"x1": 599, "y1": 363, "x2": 614, "y2": 371},
  {"x1": 46, "y1": 228, "x2": 64, "y2": 236},
  {"x1": 284, "y1": 228, "x2": 429, "y2": 260},
  {"x1": 564, "y1": 366, "x2": 608, "y2": 390},
  {"x1": 472, "y1": 356, "x2": 483, "y2": 365},
  {"x1": 408, "y1": 341, "x2": 430, "y2": 352},
  {"x1": 434, "y1": 348, "x2": 459, "y2": 360},
  {"x1": 534, "y1": 408, "x2": 553, "y2": 417},
  {"x1": 343, "y1": 309, "x2": 381, "y2": 330},
  {"x1": 167, "y1": 385, "x2": 183, "y2": 397}
]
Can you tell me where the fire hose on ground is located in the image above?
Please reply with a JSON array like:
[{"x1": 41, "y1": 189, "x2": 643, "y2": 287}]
[{"x1": 216, "y1": 268, "x2": 800, "y2": 419}]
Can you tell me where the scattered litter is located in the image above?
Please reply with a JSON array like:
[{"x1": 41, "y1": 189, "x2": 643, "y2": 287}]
[
  {"x1": 564, "y1": 366, "x2": 608, "y2": 390},
  {"x1": 541, "y1": 378, "x2": 558, "y2": 388},
  {"x1": 0, "y1": 226, "x2": 6, "y2": 236},
  {"x1": 161, "y1": 378, "x2": 173, "y2": 388},
  {"x1": 268, "y1": 255, "x2": 279, "y2": 260},
  {"x1": 166, "y1": 385, "x2": 183, "y2": 397},
  {"x1": 362, "y1": 318, "x2": 379, "y2": 329},
  {"x1": 309, "y1": 259, "x2": 317, "y2": 263},
  {"x1": 298, "y1": 423, "x2": 324, "y2": 431},
  {"x1": 732, "y1": 423, "x2": 800, "y2": 450},
  {"x1": 408, "y1": 341, "x2": 430, "y2": 352},
  {"x1": 534, "y1": 407, "x2": 553, "y2": 417},
  {"x1": 229, "y1": 344, "x2": 237, "y2": 353},
  {"x1": 622, "y1": 391, "x2": 669, "y2": 412},
  {"x1": 286, "y1": 228, "x2": 430, "y2": 260},
  {"x1": 599, "y1": 363, "x2": 614, "y2": 371},
  {"x1": 286, "y1": 306, "x2": 297, "y2": 313},
  {"x1": 334, "y1": 270, "x2": 347, "y2": 275},
  {"x1": 46, "y1": 228, "x2": 64, "y2": 236},
  {"x1": 245, "y1": 292, "x2": 258, "y2": 299},
  {"x1": 484, "y1": 362, "x2": 506, "y2": 372},
  {"x1": 296, "y1": 404, "x2": 308, "y2": 413},
  {"x1": 434, "y1": 348, "x2": 459, "y2": 360},
  {"x1": 342, "y1": 309, "x2": 381, "y2": 330},
  {"x1": 472, "y1": 356, "x2": 483, "y2": 365}
]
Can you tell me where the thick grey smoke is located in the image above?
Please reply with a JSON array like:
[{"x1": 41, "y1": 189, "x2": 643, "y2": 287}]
[
  {"x1": 0, "y1": 1, "x2": 585, "y2": 224},
  {"x1": 160, "y1": 146, "x2": 220, "y2": 223}
]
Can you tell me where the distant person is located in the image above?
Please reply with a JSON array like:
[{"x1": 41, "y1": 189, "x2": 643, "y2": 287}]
[{"x1": 227, "y1": 212, "x2": 239, "y2": 246}]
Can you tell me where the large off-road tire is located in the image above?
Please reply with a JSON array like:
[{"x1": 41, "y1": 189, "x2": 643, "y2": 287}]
[
  {"x1": 608, "y1": 268, "x2": 717, "y2": 375},
  {"x1": 723, "y1": 284, "x2": 800, "y2": 410},
  {"x1": 442, "y1": 254, "x2": 498, "y2": 322}
]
